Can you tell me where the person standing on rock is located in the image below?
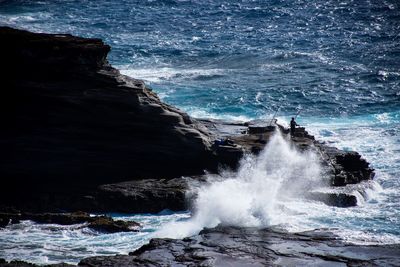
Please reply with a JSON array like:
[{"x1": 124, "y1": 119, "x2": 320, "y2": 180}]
[{"x1": 290, "y1": 117, "x2": 298, "y2": 137}]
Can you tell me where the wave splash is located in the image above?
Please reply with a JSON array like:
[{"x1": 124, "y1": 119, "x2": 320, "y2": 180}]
[{"x1": 157, "y1": 131, "x2": 324, "y2": 238}]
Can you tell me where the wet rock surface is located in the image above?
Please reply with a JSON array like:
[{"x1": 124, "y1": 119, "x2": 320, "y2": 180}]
[
  {"x1": 77, "y1": 226, "x2": 400, "y2": 267},
  {"x1": 0, "y1": 259, "x2": 73, "y2": 267},
  {"x1": 0, "y1": 211, "x2": 140, "y2": 233},
  {"x1": 87, "y1": 216, "x2": 140, "y2": 233},
  {"x1": 6, "y1": 226, "x2": 397, "y2": 266}
]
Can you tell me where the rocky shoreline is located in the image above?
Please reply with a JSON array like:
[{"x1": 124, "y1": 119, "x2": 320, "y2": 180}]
[
  {"x1": 0, "y1": 27, "x2": 392, "y2": 266},
  {"x1": 2, "y1": 226, "x2": 400, "y2": 266},
  {"x1": 0, "y1": 211, "x2": 140, "y2": 233},
  {"x1": 83, "y1": 226, "x2": 400, "y2": 267}
]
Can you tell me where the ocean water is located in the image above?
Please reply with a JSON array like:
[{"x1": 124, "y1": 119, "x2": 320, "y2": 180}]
[{"x1": 0, "y1": 0, "x2": 399, "y2": 264}]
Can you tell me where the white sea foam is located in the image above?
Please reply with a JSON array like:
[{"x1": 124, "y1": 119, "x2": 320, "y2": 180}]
[
  {"x1": 335, "y1": 228, "x2": 400, "y2": 245},
  {"x1": 377, "y1": 70, "x2": 400, "y2": 81},
  {"x1": 119, "y1": 67, "x2": 226, "y2": 83},
  {"x1": 0, "y1": 12, "x2": 52, "y2": 25},
  {"x1": 187, "y1": 108, "x2": 252, "y2": 122},
  {"x1": 156, "y1": 131, "x2": 324, "y2": 238},
  {"x1": 299, "y1": 114, "x2": 400, "y2": 243},
  {"x1": 154, "y1": 114, "x2": 400, "y2": 244},
  {"x1": 0, "y1": 212, "x2": 189, "y2": 265},
  {"x1": 271, "y1": 51, "x2": 332, "y2": 64},
  {"x1": 255, "y1": 92, "x2": 263, "y2": 103}
]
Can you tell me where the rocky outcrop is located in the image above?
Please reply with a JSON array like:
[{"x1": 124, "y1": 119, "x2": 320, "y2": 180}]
[
  {"x1": 88, "y1": 216, "x2": 140, "y2": 233},
  {"x1": 77, "y1": 226, "x2": 400, "y2": 266},
  {"x1": 0, "y1": 211, "x2": 140, "y2": 233},
  {"x1": 93, "y1": 178, "x2": 191, "y2": 213},
  {"x1": 60, "y1": 122, "x2": 375, "y2": 212},
  {"x1": 204, "y1": 119, "x2": 375, "y2": 187},
  {"x1": 291, "y1": 128, "x2": 375, "y2": 187},
  {"x1": 201, "y1": 120, "x2": 375, "y2": 207},
  {"x1": 0, "y1": 26, "x2": 226, "y2": 209},
  {"x1": 0, "y1": 26, "x2": 375, "y2": 214}
]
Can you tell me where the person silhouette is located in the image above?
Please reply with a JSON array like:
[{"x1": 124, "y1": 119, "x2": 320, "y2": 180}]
[{"x1": 290, "y1": 117, "x2": 298, "y2": 137}]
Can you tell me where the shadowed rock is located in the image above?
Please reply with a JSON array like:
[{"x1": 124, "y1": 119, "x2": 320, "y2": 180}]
[
  {"x1": 93, "y1": 178, "x2": 190, "y2": 213},
  {"x1": 0, "y1": 26, "x2": 229, "y2": 211},
  {"x1": 79, "y1": 122, "x2": 377, "y2": 212}
]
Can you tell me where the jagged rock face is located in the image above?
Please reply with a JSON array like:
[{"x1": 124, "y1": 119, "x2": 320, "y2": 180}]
[{"x1": 0, "y1": 27, "x2": 217, "y2": 206}]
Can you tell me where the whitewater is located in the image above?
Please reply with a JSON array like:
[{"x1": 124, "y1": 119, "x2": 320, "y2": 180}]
[
  {"x1": 157, "y1": 131, "x2": 324, "y2": 239},
  {"x1": 0, "y1": 0, "x2": 399, "y2": 264}
]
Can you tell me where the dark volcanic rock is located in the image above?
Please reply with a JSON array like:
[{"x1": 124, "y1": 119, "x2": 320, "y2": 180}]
[
  {"x1": 0, "y1": 259, "x2": 73, "y2": 267},
  {"x1": 0, "y1": 260, "x2": 37, "y2": 267},
  {"x1": 307, "y1": 192, "x2": 358, "y2": 207},
  {"x1": 88, "y1": 216, "x2": 140, "y2": 233},
  {"x1": 0, "y1": 26, "x2": 375, "y2": 214},
  {"x1": 20, "y1": 211, "x2": 92, "y2": 225},
  {"x1": 78, "y1": 226, "x2": 400, "y2": 267},
  {"x1": 93, "y1": 178, "x2": 190, "y2": 213},
  {"x1": 0, "y1": 212, "x2": 140, "y2": 233},
  {"x1": 0, "y1": 217, "x2": 10, "y2": 228},
  {"x1": 0, "y1": 212, "x2": 91, "y2": 227},
  {"x1": 316, "y1": 145, "x2": 375, "y2": 186},
  {"x1": 0, "y1": 27, "x2": 226, "y2": 210},
  {"x1": 202, "y1": 120, "x2": 375, "y2": 207},
  {"x1": 226, "y1": 121, "x2": 375, "y2": 188},
  {"x1": 79, "y1": 256, "x2": 137, "y2": 267}
]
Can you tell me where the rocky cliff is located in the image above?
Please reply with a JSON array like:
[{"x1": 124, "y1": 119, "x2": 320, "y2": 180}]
[{"x1": 0, "y1": 26, "x2": 221, "y2": 207}]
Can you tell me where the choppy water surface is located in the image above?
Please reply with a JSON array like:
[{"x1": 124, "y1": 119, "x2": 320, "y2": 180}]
[
  {"x1": 0, "y1": 212, "x2": 190, "y2": 264},
  {"x1": 0, "y1": 0, "x2": 399, "y2": 264}
]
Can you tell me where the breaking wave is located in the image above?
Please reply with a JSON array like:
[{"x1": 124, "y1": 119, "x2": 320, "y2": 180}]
[{"x1": 157, "y1": 131, "x2": 324, "y2": 238}]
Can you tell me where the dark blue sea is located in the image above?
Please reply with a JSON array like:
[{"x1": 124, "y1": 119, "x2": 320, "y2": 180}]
[{"x1": 0, "y1": 0, "x2": 399, "y2": 264}]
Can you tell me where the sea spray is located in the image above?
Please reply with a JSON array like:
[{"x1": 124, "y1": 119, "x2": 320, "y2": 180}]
[{"x1": 156, "y1": 130, "x2": 326, "y2": 239}]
